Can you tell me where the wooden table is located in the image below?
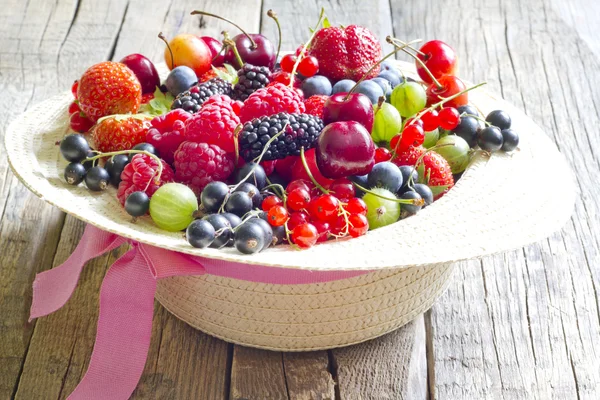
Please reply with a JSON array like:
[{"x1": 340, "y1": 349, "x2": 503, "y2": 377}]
[{"x1": 1, "y1": 0, "x2": 599, "y2": 398}]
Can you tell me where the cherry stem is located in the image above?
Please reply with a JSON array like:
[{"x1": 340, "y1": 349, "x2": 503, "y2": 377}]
[
  {"x1": 190, "y1": 10, "x2": 257, "y2": 49},
  {"x1": 299, "y1": 147, "x2": 329, "y2": 194},
  {"x1": 389, "y1": 37, "x2": 425, "y2": 56},
  {"x1": 344, "y1": 37, "x2": 422, "y2": 100},
  {"x1": 353, "y1": 182, "x2": 424, "y2": 206},
  {"x1": 223, "y1": 38, "x2": 244, "y2": 68},
  {"x1": 387, "y1": 37, "x2": 442, "y2": 89},
  {"x1": 288, "y1": 7, "x2": 326, "y2": 88},
  {"x1": 267, "y1": 9, "x2": 282, "y2": 63},
  {"x1": 158, "y1": 32, "x2": 175, "y2": 69}
]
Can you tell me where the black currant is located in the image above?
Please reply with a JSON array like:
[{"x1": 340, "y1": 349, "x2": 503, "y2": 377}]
[
  {"x1": 367, "y1": 162, "x2": 403, "y2": 193},
  {"x1": 412, "y1": 183, "x2": 433, "y2": 207},
  {"x1": 129, "y1": 143, "x2": 159, "y2": 161},
  {"x1": 478, "y1": 126, "x2": 504, "y2": 152},
  {"x1": 186, "y1": 219, "x2": 216, "y2": 249},
  {"x1": 457, "y1": 104, "x2": 479, "y2": 117},
  {"x1": 233, "y1": 183, "x2": 262, "y2": 209},
  {"x1": 60, "y1": 134, "x2": 90, "y2": 162},
  {"x1": 247, "y1": 218, "x2": 273, "y2": 250},
  {"x1": 234, "y1": 222, "x2": 266, "y2": 254},
  {"x1": 501, "y1": 129, "x2": 519, "y2": 152},
  {"x1": 271, "y1": 225, "x2": 286, "y2": 246},
  {"x1": 451, "y1": 116, "x2": 480, "y2": 148},
  {"x1": 400, "y1": 191, "x2": 423, "y2": 216},
  {"x1": 225, "y1": 191, "x2": 253, "y2": 217},
  {"x1": 105, "y1": 154, "x2": 130, "y2": 186},
  {"x1": 64, "y1": 162, "x2": 86, "y2": 185},
  {"x1": 234, "y1": 162, "x2": 267, "y2": 189},
  {"x1": 349, "y1": 174, "x2": 368, "y2": 196},
  {"x1": 203, "y1": 214, "x2": 232, "y2": 249},
  {"x1": 124, "y1": 191, "x2": 150, "y2": 217},
  {"x1": 398, "y1": 166, "x2": 418, "y2": 194},
  {"x1": 222, "y1": 212, "x2": 242, "y2": 229},
  {"x1": 82, "y1": 150, "x2": 97, "y2": 170},
  {"x1": 200, "y1": 181, "x2": 230, "y2": 213},
  {"x1": 485, "y1": 110, "x2": 511, "y2": 130},
  {"x1": 85, "y1": 166, "x2": 110, "y2": 191}
]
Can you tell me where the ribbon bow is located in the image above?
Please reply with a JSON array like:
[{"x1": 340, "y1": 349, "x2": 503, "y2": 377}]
[{"x1": 31, "y1": 224, "x2": 368, "y2": 399}]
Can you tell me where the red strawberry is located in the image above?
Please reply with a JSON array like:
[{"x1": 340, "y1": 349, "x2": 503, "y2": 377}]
[
  {"x1": 308, "y1": 25, "x2": 382, "y2": 82},
  {"x1": 392, "y1": 145, "x2": 454, "y2": 199},
  {"x1": 91, "y1": 115, "x2": 152, "y2": 153},
  {"x1": 77, "y1": 61, "x2": 142, "y2": 122}
]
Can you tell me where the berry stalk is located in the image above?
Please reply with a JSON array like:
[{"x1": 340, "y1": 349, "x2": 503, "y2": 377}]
[
  {"x1": 158, "y1": 32, "x2": 175, "y2": 69},
  {"x1": 266, "y1": 9, "x2": 282, "y2": 63},
  {"x1": 190, "y1": 10, "x2": 257, "y2": 49},
  {"x1": 299, "y1": 146, "x2": 329, "y2": 194},
  {"x1": 387, "y1": 37, "x2": 442, "y2": 89},
  {"x1": 352, "y1": 182, "x2": 424, "y2": 206},
  {"x1": 223, "y1": 38, "x2": 244, "y2": 69},
  {"x1": 288, "y1": 7, "x2": 326, "y2": 88},
  {"x1": 410, "y1": 82, "x2": 487, "y2": 124}
]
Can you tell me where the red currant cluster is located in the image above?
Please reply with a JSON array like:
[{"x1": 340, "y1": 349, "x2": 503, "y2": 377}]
[
  {"x1": 280, "y1": 49, "x2": 320, "y2": 77},
  {"x1": 260, "y1": 178, "x2": 368, "y2": 249}
]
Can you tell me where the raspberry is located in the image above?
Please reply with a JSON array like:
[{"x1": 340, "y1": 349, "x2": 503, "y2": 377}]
[
  {"x1": 240, "y1": 82, "x2": 306, "y2": 123},
  {"x1": 202, "y1": 94, "x2": 243, "y2": 115},
  {"x1": 173, "y1": 141, "x2": 235, "y2": 195},
  {"x1": 116, "y1": 154, "x2": 174, "y2": 206},
  {"x1": 232, "y1": 64, "x2": 271, "y2": 101},
  {"x1": 184, "y1": 102, "x2": 240, "y2": 153},
  {"x1": 304, "y1": 95, "x2": 328, "y2": 118},
  {"x1": 146, "y1": 109, "x2": 191, "y2": 164}
]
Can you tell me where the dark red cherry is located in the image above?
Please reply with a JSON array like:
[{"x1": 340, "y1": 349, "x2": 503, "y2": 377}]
[
  {"x1": 200, "y1": 36, "x2": 225, "y2": 67},
  {"x1": 322, "y1": 93, "x2": 374, "y2": 133},
  {"x1": 225, "y1": 33, "x2": 276, "y2": 69}
]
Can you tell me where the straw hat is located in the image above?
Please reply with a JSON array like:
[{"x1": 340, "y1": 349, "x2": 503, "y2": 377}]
[{"x1": 4, "y1": 61, "x2": 574, "y2": 349}]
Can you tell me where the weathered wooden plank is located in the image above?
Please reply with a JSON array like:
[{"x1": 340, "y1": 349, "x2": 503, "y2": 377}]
[
  {"x1": 230, "y1": 346, "x2": 289, "y2": 400},
  {"x1": 391, "y1": 0, "x2": 600, "y2": 398},
  {"x1": 282, "y1": 352, "x2": 336, "y2": 400},
  {"x1": 332, "y1": 316, "x2": 427, "y2": 400}
]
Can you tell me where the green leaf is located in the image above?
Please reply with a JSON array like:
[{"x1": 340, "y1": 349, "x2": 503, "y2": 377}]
[
  {"x1": 322, "y1": 17, "x2": 331, "y2": 28},
  {"x1": 213, "y1": 64, "x2": 238, "y2": 84},
  {"x1": 138, "y1": 87, "x2": 175, "y2": 117},
  {"x1": 429, "y1": 184, "x2": 450, "y2": 197}
]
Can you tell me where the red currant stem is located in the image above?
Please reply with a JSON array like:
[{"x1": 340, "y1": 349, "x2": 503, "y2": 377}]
[
  {"x1": 158, "y1": 32, "x2": 175, "y2": 69},
  {"x1": 223, "y1": 38, "x2": 244, "y2": 69},
  {"x1": 345, "y1": 37, "x2": 422, "y2": 100},
  {"x1": 288, "y1": 7, "x2": 326, "y2": 88},
  {"x1": 263, "y1": 181, "x2": 287, "y2": 203},
  {"x1": 266, "y1": 9, "x2": 282, "y2": 63},
  {"x1": 352, "y1": 182, "x2": 424, "y2": 206},
  {"x1": 299, "y1": 147, "x2": 329, "y2": 194},
  {"x1": 411, "y1": 82, "x2": 487, "y2": 124},
  {"x1": 461, "y1": 112, "x2": 491, "y2": 126},
  {"x1": 387, "y1": 37, "x2": 442, "y2": 89},
  {"x1": 191, "y1": 10, "x2": 257, "y2": 49},
  {"x1": 283, "y1": 220, "x2": 301, "y2": 250},
  {"x1": 330, "y1": 204, "x2": 350, "y2": 238}
]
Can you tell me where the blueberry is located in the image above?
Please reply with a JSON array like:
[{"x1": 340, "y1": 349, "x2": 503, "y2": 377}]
[
  {"x1": 367, "y1": 162, "x2": 403, "y2": 193},
  {"x1": 84, "y1": 166, "x2": 110, "y2": 191},
  {"x1": 349, "y1": 174, "x2": 368, "y2": 196},
  {"x1": 332, "y1": 79, "x2": 356, "y2": 94},
  {"x1": 234, "y1": 222, "x2": 266, "y2": 254},
  {"x1": 398, "y1": 166, "x2": 419, "y2": 193},
  {"x1": 201, "y1": 181, "x2": 230, "y2": 213},
  {"x1": 355, "y1": 80, "x2": 384, "y2": 104},
  {"x1": 301, "y1": 75, "x2": 332, "y2": 98},
  {"x1": 451, "y1": 116, "x2": 480, "y2": 148},
  {"x1": 378, "y1": 70, "x2": 402, "y2": 88},
  {"x1": 64, "y1": 162, "x2": 86, "y2": 185},
  {"x1": 478, "y1": 126, "x2": 504, "y2": 152},
  {"x1": 371, "y1": 77, "x2": 392, "y2": 101},
  {"x1": 203, "y1": 214, "x2": 232, "y2": 249},
  {"x1": 129, "y1": 143, "x2": 159, "y2": 161},
  {"x1": 400, "y1": 191, "x2": 423, "y2": 216},
  {"x1": 165, "y1": 66, "x2": 198, "y2": 96},
  {"x1": 485, "y1": 110, "x2": 511, "y2": 130},
  {"x1": 412, "y1": 183, "x2": 433, "y2": 207},
  {"x1": 457, "y1": 104, "x2": 479, "y2": 117},
  {"x1": 501, "y1": 129, "x2": 519, "y2": 152},
  {"x1": 234, "y1": 183, "x2": 262, "y2": 209},
  {"x1": 60, "y1": 134, "x2": 90, "y2": 162},
  {"x1": 235, "y1": 162, "x2": 267, "y2": 189},
  {"x1": 124, "y1": 191, "x2": 150, "y2": 217},
  {"x1": 225, "y1": 191, "x2": 253, "y2": 217},
  {"x1": 247, "y1": 218, "x2": 274, "y2": 250},
  {"x1": 380, "y1": 60, "x2": 397, "y2": 74},
  {"x1": 105, "y1": 154, "x2": 130, "y2": 186},
  {"x1": 186, "y1": 219, "x2": 216, "y2": 249}
]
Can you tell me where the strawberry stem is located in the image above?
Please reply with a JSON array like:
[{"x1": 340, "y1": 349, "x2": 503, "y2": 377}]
[
  {"x1": 387, "y1": 37, "x2": 442, "y2": 89},
  {"x1": 158, "y1": 32, "x2": 175, "y2": 69},
  {"x1": 190, "y1": 10, "x2": 257, "y2": 49},
  {"x1": 267, "y1": 9, "x2": 282, "y2": 63},
  {"x1": 299, "y1": 147, "x2": 329, "y2": 194},
  {"x1": 288, "y1": 7, "x2": 326, "y2": 88}
]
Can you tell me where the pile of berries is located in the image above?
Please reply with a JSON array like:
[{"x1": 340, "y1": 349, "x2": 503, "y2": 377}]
[{"x1": 56, "y1": 8, "x2": 520, "y2": 255}]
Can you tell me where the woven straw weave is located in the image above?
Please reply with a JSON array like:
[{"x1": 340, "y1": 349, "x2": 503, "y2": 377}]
[{"x1": 4, "y1": 61, "x2": 574, "y2": 350}]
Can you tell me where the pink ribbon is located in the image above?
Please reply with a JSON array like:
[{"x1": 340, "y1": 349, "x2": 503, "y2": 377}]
[{"x1": 31, "y1": 224, "x2": 368, "y2": 399}]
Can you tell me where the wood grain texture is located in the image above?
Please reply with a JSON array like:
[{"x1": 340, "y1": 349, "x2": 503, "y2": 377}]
[{"x1": 230, "y1": 346, "x2": 289, "y2": 400}]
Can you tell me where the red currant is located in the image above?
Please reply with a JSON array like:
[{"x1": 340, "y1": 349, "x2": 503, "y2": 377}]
[
  {"x1": 390, "y1": 135, "x2": 402, "y2": 152},
  {"x1": 287, "y1": 188, "x2": 311, "y2": 211},
  {"x1": 68, "y1": 102, "x2": 80, "y2": 115},
  {"x1": 438, "y1": 107, "x2": 461, "y2": 130},
  {"x1": 288, "y1": 211, "x2": 310, "y2": 230},
  {"x1": 374, "y1": 147, "x2": 392, "y2": 163},
  {"x1": 71, "y1": 80, "x2": 79, "y2": 98},
  {"x1": 404, "y1": 117, "x2": 424, "y2": 128},
  {"x1": 328, "y1": 179, "x2": 355, "y2": 201},
  {"x1": 348, "y1": 214, "x2": 369, "y2": 237},
  {"x1": 400, "y1": 124, "x2": 425, "y2": 149},
  {"x1": 291, "y1": 223, "x2": 318, "y2": 248},
  {"x1": 262, "y1": 195, "x2": 282, "y2": 211},
  {"x1": 70, "y1": 112, "x2": 93, "y2": 133},
  {"x1": 298, "y1": 56, "x2": 319, "y2": 77},
  {"x1": 311, "y1": 220, "x2": 330, "y2": 242},
  {"x1": 345, "y1": 198, "x2": 367, "y2": 215},
  {"x1": 270, "y1": 70, "x2": 301, "y2": 88},
  {"x1": 421, "y1": 110, "x2": 439, "y2": 131},
  {"x1": 280, "y1": 54, "x2": 297, "y2": 73},
  {"x1": 267, "y1": 205, "x2": 289, "y2": 227},
  {"x1": 310, "y1": 194, "x2": 340, "y2": 222},
  {"x1": 329, "y1": 214, "x2": 348, "y2": 235},
  {"x1": 286, "y1": 179, "x2": 312, "y2": 194},
  {"x1": 426, "y1": 75, "x2": 468, "y2": 108}
]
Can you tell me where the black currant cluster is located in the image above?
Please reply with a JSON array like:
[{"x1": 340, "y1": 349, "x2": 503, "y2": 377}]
[
  {"x1": 185, "y1": 162, "x2": 286, "y2": 254},
  {"x1": 451, "y1": 106, "x2": 519, "y2": 153}
]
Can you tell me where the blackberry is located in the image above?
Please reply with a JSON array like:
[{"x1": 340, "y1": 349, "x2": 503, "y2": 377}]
[
  {"x1": 232, "y1": 64, "x2": 271, "y2": 101},
  {"x1": 239, "y1": 113, "x2": 324, "y2": 161},
  {"x1": 171, "y1": 78, "x2": 233, "y2": 113}
]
